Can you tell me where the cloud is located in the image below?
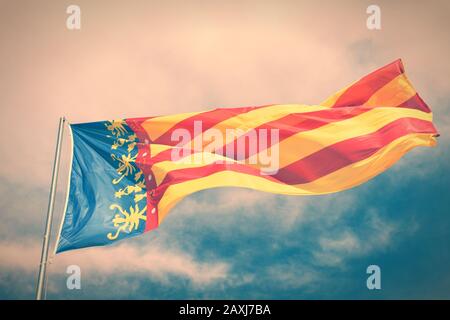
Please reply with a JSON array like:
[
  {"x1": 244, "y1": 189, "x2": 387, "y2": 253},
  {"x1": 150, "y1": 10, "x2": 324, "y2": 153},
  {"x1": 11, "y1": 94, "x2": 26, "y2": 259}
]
[
  {"x1": 0, "y1": 241, "x2": 229, "y2": 287},
  {"x1": 265, "y1": 264, "x2": 320, "y2": 290},
  {"x1": 319, "y1": 231, "x2": 361, "y2": 252},
  {"x1": 312, "y1": 209, "x2": 397, "y2": 267}
]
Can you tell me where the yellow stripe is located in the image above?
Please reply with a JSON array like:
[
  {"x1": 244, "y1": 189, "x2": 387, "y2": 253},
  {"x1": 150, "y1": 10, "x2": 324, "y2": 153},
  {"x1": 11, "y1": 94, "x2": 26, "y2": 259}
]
[
  {"x1": 247, "y1": 107, "x2": 432, "y2": 168},
  {"x1": 156, "y1": 133, "x2": 436, "y2": 223},
  {"x1": 189, "y1": 104, "x2": 328, "y2": 149},
  {"x1": 364, "y1": 74, "x2": 417, "y2": 107},
  {"x1": 150, "y1": 144, "x2": 172, "y2": 158},
  {"x1": 141, "y1": 111, "x2": 202, "y2": 141},
  {"x1": 321, "y1": 83, "x2": 351, "y2": 107}
]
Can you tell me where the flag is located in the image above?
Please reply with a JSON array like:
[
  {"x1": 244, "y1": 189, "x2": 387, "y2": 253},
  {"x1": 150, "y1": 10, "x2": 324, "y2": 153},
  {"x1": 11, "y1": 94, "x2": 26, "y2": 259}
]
[{"x1": 55, "y1": 59, "x2": 438, "y2": 253}]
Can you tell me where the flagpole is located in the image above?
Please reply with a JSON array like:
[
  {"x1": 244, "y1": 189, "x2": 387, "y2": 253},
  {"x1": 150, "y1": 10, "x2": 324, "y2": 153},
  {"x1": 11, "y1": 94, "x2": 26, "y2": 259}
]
[{"x1": 36, "y1": 116, "x2": 66, "y2": 300}]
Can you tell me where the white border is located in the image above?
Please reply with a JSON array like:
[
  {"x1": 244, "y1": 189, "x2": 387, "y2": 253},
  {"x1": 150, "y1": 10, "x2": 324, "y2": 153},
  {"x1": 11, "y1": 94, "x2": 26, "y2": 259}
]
[{"x1": 52, "y1": 121, "x2": 74, "y2": 255}]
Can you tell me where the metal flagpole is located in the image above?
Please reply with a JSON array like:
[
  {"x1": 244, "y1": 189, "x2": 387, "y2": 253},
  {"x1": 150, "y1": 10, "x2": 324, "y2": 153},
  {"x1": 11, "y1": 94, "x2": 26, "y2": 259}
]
[{"x1": 36, "y1": 117, "x2": 66, "y2": 300}]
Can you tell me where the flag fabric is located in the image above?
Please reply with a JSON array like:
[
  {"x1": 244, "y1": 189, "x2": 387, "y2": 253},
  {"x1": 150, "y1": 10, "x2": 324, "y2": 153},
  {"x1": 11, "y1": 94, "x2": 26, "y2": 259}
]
[{"x1": 55, "y1": 59, "x2": 438, "y2": 253}]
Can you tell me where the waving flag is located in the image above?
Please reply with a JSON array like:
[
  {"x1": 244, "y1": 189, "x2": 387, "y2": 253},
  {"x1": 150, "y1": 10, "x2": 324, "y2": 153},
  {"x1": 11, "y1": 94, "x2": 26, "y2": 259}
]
[{"x1": 56, "y1": 59, "x2": 438, "y2": 253}]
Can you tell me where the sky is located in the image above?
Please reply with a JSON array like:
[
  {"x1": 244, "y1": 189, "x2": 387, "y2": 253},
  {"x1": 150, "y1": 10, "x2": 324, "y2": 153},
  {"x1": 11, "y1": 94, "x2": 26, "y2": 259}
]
[{"x1": 0, "y1": 0, "x2": 449, "y2": 299}]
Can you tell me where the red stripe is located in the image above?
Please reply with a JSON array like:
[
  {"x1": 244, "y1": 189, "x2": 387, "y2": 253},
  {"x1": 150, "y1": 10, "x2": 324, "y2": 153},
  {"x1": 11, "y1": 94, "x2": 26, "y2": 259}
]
[
  {"x1": 332, "y1": 59, "x2": 404, "y2": 108},
  {"x1": 397, "y1": 93, "x2": 431, "y2": 113},
  {"x1": 148, "y1": 117, "x2": 435, "y2": 201},
  {"x1": 216, "y1": 106, "x2": 374, "y2": 161},
  {"x1": 148, "y1": 106, "x2": 375, "y2": 164},
  {"x1": 153, "y1": 106, "x2": 268, "y2": 145},
  {"x1": 274, "y1": 117, "x2": 435, "y2": 184}
]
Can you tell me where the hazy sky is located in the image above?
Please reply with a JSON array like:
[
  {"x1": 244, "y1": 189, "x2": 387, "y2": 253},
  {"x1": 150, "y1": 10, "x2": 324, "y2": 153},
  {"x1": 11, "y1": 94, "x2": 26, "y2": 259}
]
[{"x1": 0, "y1": 0, "x2": 449, "y2": 299}]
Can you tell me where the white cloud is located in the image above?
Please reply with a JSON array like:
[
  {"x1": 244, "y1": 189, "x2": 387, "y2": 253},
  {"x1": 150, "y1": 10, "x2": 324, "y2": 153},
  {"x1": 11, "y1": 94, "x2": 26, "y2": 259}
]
[
  {"x1": 265, "y1": 264, "x2": 319, "y2": 290},
  {"x1": 312, "y1": 209, "x2": 397, "y2": 267},
  {"x1": 319, "y1": 231, "x2": 361, "y2": 252},
  {"x1": 0, "y1": 241, "x2": 229, "y2": 287}
]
